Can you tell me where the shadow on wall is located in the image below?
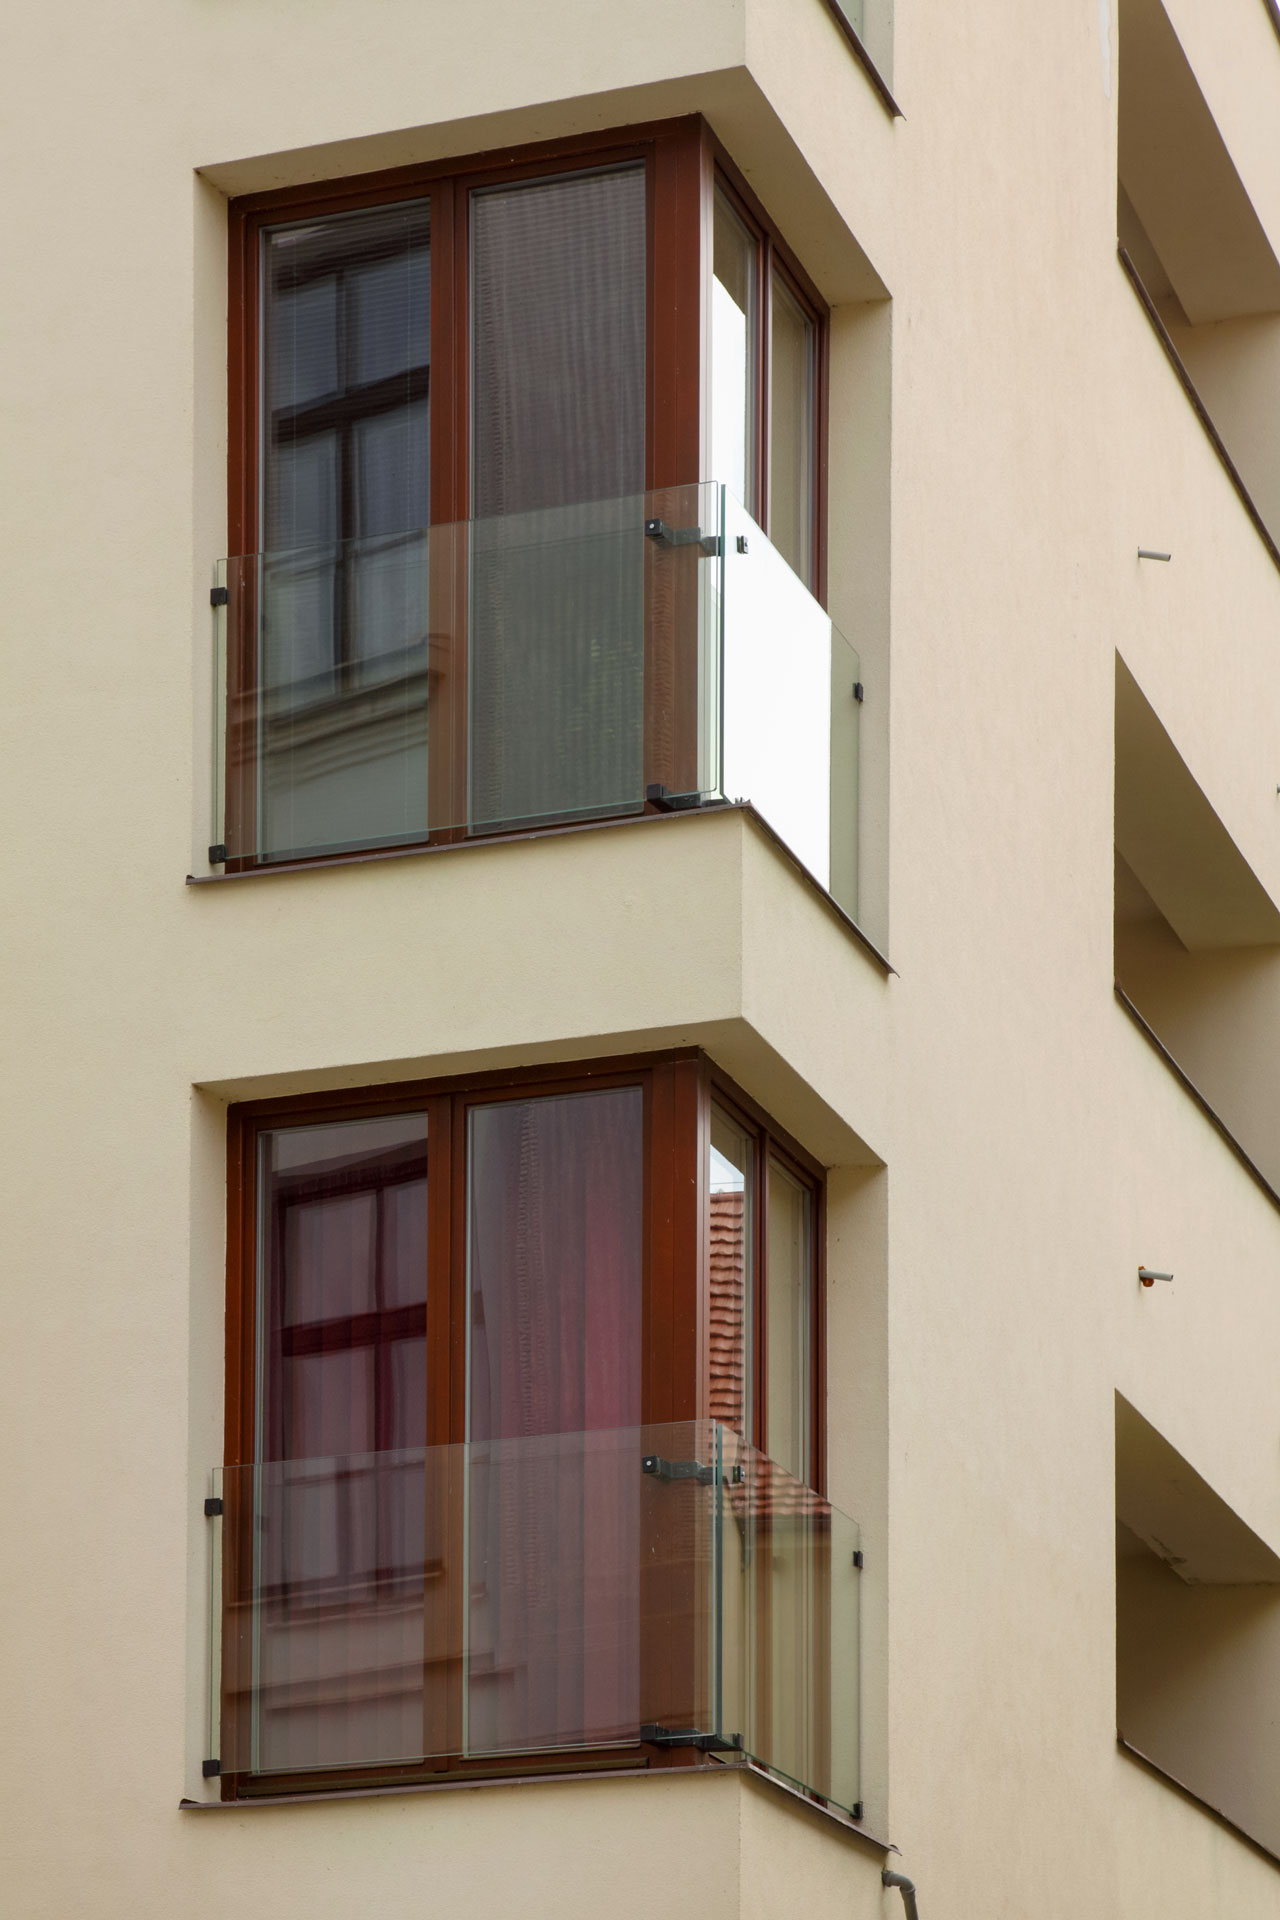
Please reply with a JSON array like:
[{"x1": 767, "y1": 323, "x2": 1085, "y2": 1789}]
[
  {"x1": 1113, "y1": 656, "x2": 1280, "y2": 1195},
  {"x1": 1117, "y1": 0, "x2": 1280, "y2": 548},
  {"x1": 1116, "y1": 1396, "x2": 1280, "y2": 1858}
]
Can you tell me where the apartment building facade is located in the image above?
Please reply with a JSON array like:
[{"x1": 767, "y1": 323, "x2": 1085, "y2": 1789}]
[{"x1": 6, "y1": 0, "x2": 1280, "y2": 1914}]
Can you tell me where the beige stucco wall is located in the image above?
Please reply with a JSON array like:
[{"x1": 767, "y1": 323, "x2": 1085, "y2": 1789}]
[{"x1": 6, "y1": 0, "x2": 1280, "y2": 1916}]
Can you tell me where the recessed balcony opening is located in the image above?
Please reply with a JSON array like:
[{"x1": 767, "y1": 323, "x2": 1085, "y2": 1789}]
[
  {"x1": 1113, "y1": 655, "x2": 1280, "y2": 1192},
  {"x1": 1117, "y1": 0, "x2": 1280, "y2": 546},
  {"x1": 1116, "y1": 1396, "x2": 1280, "y2": 1857}
]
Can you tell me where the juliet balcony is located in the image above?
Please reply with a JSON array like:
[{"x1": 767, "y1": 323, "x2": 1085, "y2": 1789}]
[
  {"x1": 204, "y1": 1421, "x2": 862, "y2": 1812},
  {"x1": 209, "y1": 486, "x2": 864, "y2": 926}
]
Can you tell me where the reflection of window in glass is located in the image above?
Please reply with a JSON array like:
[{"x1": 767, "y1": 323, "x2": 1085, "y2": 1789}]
[
  {"x1": 256, "y1": 1111, "x2": 430, "y2": 1467},
  {"x1": 711, "y1": 188, "x2": 757, "y2": 514},
  {"x1": 262, "y1": 202, "x2": 431, "y2": 559},
  {"x1": 768, "y1": 272, "x2": 815, "y2": 586},
  {"x1": 709, "y1": 1103, "x2": 755, "y2": 1438},
  {"x1": 470, "y1": 167, "x2": 646, "y2": 518},
  {"x1": 766, "y1": 1154, "x2": 813, "y2": 1484}
]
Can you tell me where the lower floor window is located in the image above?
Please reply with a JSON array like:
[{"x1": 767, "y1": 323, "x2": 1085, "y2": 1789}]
[{"x1": 216, "y1": 1051, "x2": 829, "y2": 1796}]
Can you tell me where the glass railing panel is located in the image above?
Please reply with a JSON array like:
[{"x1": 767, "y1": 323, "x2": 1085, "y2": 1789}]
[
  {"x1": 209, "y1": 1422, "x2": 724, "y2": 1782},
  {"x1": 215, "y1": 1446, "x2": 451, "y2": 1777},
  {"x1": 210, "y1": 488, "x2": 723, "y2": 867},
  {"x1": 718, "y1": 1431, "x2": 861, "y2": 1816},
  {"x1": 465, "y1": 1420, "x2": 720, "y2": 1759},
  {"x1": 719, "y1": 493, "x2": 861, "y2": 922},
  {"x1": 468, "y1": 497, "x2": 643, "y2": 834},
  {"x1": 216, "y1": 530, "x2": 438, "y2": 866}
]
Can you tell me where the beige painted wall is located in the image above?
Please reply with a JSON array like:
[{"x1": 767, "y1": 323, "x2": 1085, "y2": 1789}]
[{"x1": 7, "y1": 0, "x2": 1280, "y2": 1917}]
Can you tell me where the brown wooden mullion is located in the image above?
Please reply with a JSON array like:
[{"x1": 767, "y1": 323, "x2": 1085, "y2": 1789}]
[{"x1": 279, "y1": 1302, "x2": 428, "y2": 1360}]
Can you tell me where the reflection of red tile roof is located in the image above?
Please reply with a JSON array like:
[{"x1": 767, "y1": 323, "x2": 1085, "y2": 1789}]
[
  {"x1": 709, "y1": 1192, "x2": 833, "y2": 1524},
  {"x1": 709, "y1": 1190, "x2": 745, "y2": 1432},
  {"x1": 726, "y1": 1449, "x2": 834, "y2": 1524}
]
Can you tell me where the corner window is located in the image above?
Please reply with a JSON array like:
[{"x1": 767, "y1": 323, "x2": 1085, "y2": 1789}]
[
  {"x1": 215, "y1": 123, "x2": 830, "y2": 871},
  {"x1": 215, "y1": 1054, "x2": 828, "y2": 1799}
]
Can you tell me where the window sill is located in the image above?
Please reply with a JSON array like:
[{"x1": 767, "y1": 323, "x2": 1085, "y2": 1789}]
[{"x1": 179, "y1": 1752, "x2": 893, "y2": 1853}]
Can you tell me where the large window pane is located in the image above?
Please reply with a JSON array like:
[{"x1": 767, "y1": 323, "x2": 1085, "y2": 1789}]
[
  {"x1": 250, "y1": 1111, "x2": 431, "y2": 1775},
  {"x1": 258, "y1": 203, "x2": 431, "y2": 858},
  {"x1": 465, "y1": 1086, "x2": 644, "y2": 1757},
  {"x1": 262, "y1": 202, "x2": 431, "y2": 551},
  {"x1": 256, "y1": 1112, "x2": 430, "y2": 1462},
  {"x1": 768, "y1": 271, "x2": 815, "y2": 586},
  {"x1": 466, "y1": 1087, "x2": 644, "y2": 1438},
  {"x1": 468, "y1": 167, "x2": 647, "y2": 833},
  {"x1": 469, "y1": 166, "x2": 645, "y2": 517},
  {"x1": 765, "y1": 1155, "x2": 813, "y2": 1484},
  {"x1": 711, "y1": 189, "x2": 757, "y2": 512}
]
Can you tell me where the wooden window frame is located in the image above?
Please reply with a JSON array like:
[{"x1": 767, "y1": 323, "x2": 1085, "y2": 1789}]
[{"x1": 220, "y1": 1048, "x2": 825, "y2": 1800}]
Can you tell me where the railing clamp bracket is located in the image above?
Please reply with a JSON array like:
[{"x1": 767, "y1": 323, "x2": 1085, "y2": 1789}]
[
  {"x1": 641, "y1": 1724, "x2": 742, "y2": 1752},
  {"x1": 208, "y1": 844, "x2": 228, "y2": 866},
  {"x1": 642, "y1": 1453, "x2": 715, "y2": 1486},
  {"x1": 852, "y1": 1548, "x2": 864, "y2": 1568},
  {"x1": 646, "y1": 784, "x2": 702, "y2": 813},
  {"x1": 210, "y1": 585, "x2": 229, "y2": 608},
  {"x1": 204, "y1": 1496, "x2": 223, "y2": 1517},
  {"x1": 853, "y1": 681, "x2": 864, "y2": 702},
  {"x1": 202, "y1": 1759, "x2": 221, "y2": 1778},
  {"x1": 644, "y1": 517, "x2": 721, "y2": 558}
]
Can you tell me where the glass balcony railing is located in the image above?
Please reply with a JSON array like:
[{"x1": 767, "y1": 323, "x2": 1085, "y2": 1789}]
[
  {"x1": 210, "y1": 486, "x2": 863, "y2": 924},
  {"x1": 205, "y1": 1422, "x2": 861, "y2": 1814}
]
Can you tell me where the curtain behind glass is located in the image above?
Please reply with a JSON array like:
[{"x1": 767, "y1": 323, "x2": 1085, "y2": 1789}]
[
  {"x1": 258, "y1": 203, "x2": 431, "y2": 858},
  {"x1": 466, "y1": 1087, "x2": 644, "y2": 1754},
  {"x1": 468, "y1": 167, "x2": 646, "y2": 831}
]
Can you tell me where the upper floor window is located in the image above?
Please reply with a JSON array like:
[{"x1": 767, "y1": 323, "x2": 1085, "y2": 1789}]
[
  {"x1": 215, "y1": 1052, "x2": 829, "y2": 1800},
  {"x1": 214, "y1": 122, "x2": 832, "y2": 872}
]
